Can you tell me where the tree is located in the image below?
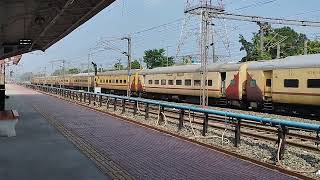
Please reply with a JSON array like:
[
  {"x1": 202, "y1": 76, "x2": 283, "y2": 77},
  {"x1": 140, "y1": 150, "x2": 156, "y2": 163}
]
[
  {"x1": 130, "y1": 59, "x2": 141, "y2": 69},
  {"x1": 114, "y1": 62, "x2": 124, "y2": 70},
  {"x1": 239, "y1": 26, "x2": 308, "y2": 61},
  {"x1": 68, "y1": 68, "x2": 80, "y2": 74},
  {"x1": 143, "y1": 48, "x2": 174, "y2": 69},
  {"x1": 82, "y1": 69, "x2": 94, "y2": 73},
  {"x1": 182, "y1": 56, "x2": 193, "y2": 65},
  {"x1": 307, "y1": 40, "x2": 320, "y2": 54}
]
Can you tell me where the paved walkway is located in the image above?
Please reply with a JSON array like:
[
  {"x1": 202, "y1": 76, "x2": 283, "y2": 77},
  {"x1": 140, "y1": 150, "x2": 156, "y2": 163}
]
[
  {"x1": 0, "y1": 84, "x2": 108, "y2": 180},
  {"x1": 3, "y1": 85, "x2": 299, "y2": 180}
]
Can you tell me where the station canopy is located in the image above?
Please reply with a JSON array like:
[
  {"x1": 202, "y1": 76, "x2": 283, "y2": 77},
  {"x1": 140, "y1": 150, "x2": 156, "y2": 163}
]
[{"x1": 0, "y1": 0, "x2": 115, "y2": 60}]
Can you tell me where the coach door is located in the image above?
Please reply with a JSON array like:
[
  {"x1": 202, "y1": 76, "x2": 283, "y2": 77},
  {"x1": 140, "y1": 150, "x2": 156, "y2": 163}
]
[
  {"x1": 220, "y1": 72, "x2": 226, "y2": 96},
  {"x1": 263, "y1": 70, "x2": 272, "y2": 97}
]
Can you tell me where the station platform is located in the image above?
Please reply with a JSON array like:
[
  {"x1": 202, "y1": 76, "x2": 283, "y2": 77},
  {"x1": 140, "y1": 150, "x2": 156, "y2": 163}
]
[
  {"x1": 1, "y1": 84, "x2": 299, "y2": 180},
  {"x1": 0, "y1": 85, "x2": 109, "y2": 180}
]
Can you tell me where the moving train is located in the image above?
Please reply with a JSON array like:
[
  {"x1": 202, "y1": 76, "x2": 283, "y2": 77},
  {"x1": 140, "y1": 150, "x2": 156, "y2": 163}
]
[{"x1": 32, "y1": 54, "x2": 320, "y2": 116}]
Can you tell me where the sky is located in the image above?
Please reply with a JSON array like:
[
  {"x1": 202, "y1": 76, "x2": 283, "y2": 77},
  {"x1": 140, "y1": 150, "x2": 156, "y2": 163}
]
[{"x1": 14, "y1": 0, "x2": 320, "y2": 75}]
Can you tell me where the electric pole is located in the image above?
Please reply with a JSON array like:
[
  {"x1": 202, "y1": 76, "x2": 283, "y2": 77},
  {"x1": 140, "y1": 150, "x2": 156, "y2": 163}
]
[
  {"x1": 122, "y1": 35, "x2": 132, "y2": 97},
  {"x1": 62, "y1": 59, "x2": 65, "y2": 88},
  {"x1": 258, "y1": 22, "x2": 268, "y2": 53},
  {"x1": 166, "y1": 46, "x2": 170, "y2": 67},
  {"x1": 185, "y1": 0, "x2": 223, "y2": 108},
  {"x1": 87, "y1": 53, "x2": 90, "y2": 92},
  {"x1": 117, "y1": 59, "x2": 121, "y2": 70},
  {"x1": 277, "y1": 44, "x2": 280, "y2": 59},
  {"x1": 304, "y1": 40, "x2": 308, "y2": 55}
]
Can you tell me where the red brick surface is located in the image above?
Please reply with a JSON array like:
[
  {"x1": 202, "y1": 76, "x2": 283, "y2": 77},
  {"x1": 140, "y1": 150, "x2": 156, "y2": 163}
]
[{"x1": 12, "y1": 85, "x2": 298, "y2": 180}]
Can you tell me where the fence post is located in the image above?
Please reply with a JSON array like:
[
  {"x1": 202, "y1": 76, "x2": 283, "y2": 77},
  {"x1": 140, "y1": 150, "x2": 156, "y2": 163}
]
[
  {"x1": 106, "y1": 97, "x2": 109, "y2": 109},
  {"x1": 83, "y1": 93, "x2": 86, "y2": 102},
  {"x1": 94, "y1": 94, "x2": 97, "y2": 106},
  {"x1": 145, "y1": 103, "x2": 149, "y2": 120},
  {"x1": 114, "y1": 98, "x2": 117, "y2": 111},
  {"x1": 122, "y1": 99, "x2": 126, "y2": 114},
  {"x1": 179, "y1": 109, "x2": 185, "y2": 130},
  {"x1": 159, "y1": 106, "x2": 164, "y2": 122},
  {"x1": 88, "y1": 94, "x2": 91, "y2": 105},
  {"x1": 277, "y1": 125, "x2": 288, "y2": 161},
  {"x1": 202, "y1": 113, "x2": 209, "y2": 136},
  {"x1": 80, "y1": 93, "x2": 82, "y2": 102},
  {"x1": 234, "y1": 119, "x2": 241, "y2": 147},
  {"x1": 99, "y1": 95, "x2": 102, "y2": 107},
  {"x1": 133, "y1": 101, "x2": 138, "y2": 115}
]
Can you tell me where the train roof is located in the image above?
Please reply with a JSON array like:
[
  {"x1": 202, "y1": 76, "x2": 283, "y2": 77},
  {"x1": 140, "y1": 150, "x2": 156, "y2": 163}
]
[
  {"x1": 247, "y1": 54, "x2": 320, "y2": 70},
  {"x1": 208, "y1": 62, "x2": 242, "y2": 72},
  {"x1": 142, "y1": 62, "x2": 242, "y2": 75},
  {"x1": 33, "y1": 75, "x2": 58, "y2": 79},
  {"x1": 71, "y1": 73, "x2": 94, "y2": 77},
  {"x1": 97, "y1": 69, "x2": 140, "y2": 76},
  {"x1": 142, "y1": 64, "x2": 200, "y2": 74}
]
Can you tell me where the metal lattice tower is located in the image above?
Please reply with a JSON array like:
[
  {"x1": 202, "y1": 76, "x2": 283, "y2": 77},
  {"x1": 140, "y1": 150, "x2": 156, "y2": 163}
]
[{"x1": 185, "y1": 0, "x2": 224, "y2": 108}]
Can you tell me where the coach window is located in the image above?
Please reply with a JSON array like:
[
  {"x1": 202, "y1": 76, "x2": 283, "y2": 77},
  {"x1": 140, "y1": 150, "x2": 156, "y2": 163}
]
[
  {"x1": 185, "y1": 79, "x2": 192, "y2": 86},
  {"x1": 124, "y1": 80, "x2": 127, "y2": 84},
  {"x1": 155, "y1": 80, "x2": 159, "y2": 85},
  {"x1": 250, "y1": 80, "x2": 257, "y2": 87},
  {"x1": 207, "y1": 80, "x2": 213, "y2": 86},
  {"x1": 116, "y1": 80, "x2": 119, "y2": 83},
  {"x1": 148, "y1": 80, "x2": 153, "y2": 84},
  {"x1": 168, "y1": 80, "x2": 174, "y2": 85},
  {"x1": 266, "y1": 79, "x2": 272, "y2": 87},
  {"x1": 112, "y1": 80, "x2": 115, "y2": 83},
  {"x1": 307, "y1": 79, "x2": 320, "y2": 88},
  {"x1": 161, "y1": 79, "x2": 166, "y2": 85},
  {"x1": 284, "y1": 79, "x2": 299, "y2": 88},
  {"x1": 100, "y1": 79, "x2": 102, "y2": 83},
  {"x1": 120, "y1": 80, "x2": 123, "y2": 83},
  {"x1": 176, "y1": 80, "x2": 182, "y2": 85},
  {"x1": 230, "y1": 80, "x2": 235, "y2": 86},
  {"x1": 109, "y1": 80, "x2": 111, "y2": 83},
  {"x1": 194, "y1": 80, "x2": 201, "y2": 86}
]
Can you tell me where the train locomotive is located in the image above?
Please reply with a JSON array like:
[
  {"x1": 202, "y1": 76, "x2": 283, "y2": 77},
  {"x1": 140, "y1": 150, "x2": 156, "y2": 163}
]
[{"x1": 32, "y1": 54, "x2": 320, "y2": 116}]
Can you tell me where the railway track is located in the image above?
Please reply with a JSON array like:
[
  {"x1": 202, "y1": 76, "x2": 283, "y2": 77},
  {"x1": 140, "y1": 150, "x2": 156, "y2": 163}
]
[{"x1": 116, "y1": 100, "x2": 320, "y2": 152}]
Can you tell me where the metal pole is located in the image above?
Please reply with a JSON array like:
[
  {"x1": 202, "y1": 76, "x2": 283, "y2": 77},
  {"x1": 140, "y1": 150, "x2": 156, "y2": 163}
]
[
  {"x1": 211, "y1": 25, "x2": 216, "y2": 63},
  {"x1": 128, "y1": 35, "x2": 132, "y2": 97},
  {"x1": 258, "y1": 22, "x2": 268, "y2": 53},
  {"x1": 166, "y1": 46, "x2": 169, "y2": 67},
  {"x1": 87, "y1": 54, "x2": 90, "y2": 92},
  {"x1": 123, "y1": 35, "x2": 132, "y2": 97},
  {"x1": 276, "y1": 43, "x2": 280, "y2": 59},
  {"x1": 304, "y1": 40, "x2": 308, "y2": 55},
  {"x1": 62, "y1": 60, "x2": 65, "y2": 89}
]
